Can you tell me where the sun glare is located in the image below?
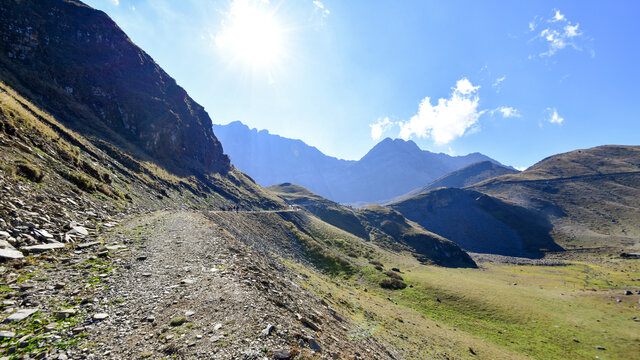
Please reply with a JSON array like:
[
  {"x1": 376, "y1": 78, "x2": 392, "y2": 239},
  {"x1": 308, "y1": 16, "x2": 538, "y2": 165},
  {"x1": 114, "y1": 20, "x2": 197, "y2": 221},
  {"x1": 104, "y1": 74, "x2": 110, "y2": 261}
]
[{"x1": 215, "y1": 0, "x2": 285, "y2": 68}]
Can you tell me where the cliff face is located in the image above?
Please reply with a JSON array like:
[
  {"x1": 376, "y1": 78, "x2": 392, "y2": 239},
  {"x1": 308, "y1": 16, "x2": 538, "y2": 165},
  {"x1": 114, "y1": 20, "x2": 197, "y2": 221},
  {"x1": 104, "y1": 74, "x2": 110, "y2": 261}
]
[{"x1": 0, "y1": 0, "x2": 229, "y2": 173}]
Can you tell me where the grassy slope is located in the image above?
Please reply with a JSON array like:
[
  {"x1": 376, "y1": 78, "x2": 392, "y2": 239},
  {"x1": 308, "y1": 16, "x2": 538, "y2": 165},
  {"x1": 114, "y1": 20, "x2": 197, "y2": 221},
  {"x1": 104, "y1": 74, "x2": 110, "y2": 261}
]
[
  {"x1": 472, "y1": 145, "x2": 640, "y2": 249},
  {"x1": 286, "y1": 243, "x2": 640, "y2": 359},
  {"x1": 269, "y1": 183, "x2": 476, "y2": 268}
]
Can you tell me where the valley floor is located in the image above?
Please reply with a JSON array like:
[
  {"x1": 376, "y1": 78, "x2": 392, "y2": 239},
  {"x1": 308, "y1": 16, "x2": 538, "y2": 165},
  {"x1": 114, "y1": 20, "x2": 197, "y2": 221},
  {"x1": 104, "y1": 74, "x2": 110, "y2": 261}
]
[{"x1": 1, "y1": 211, "x2": 639, "y2": 359}]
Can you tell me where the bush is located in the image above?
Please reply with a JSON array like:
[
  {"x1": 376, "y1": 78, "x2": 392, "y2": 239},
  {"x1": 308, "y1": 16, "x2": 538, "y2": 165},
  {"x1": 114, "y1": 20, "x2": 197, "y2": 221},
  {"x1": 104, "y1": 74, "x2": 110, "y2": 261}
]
[
  {"x1": 369, "y1": 260, "x2": 383, "y2": 267},
  {"x1": 63, "y1": 171, "x2": 95, "y2": 192},
  {"x1": 15, "y1": 160, "x2": 44, "y2": 182},
  {"x1": 380, "y1": 278, "x2": 407, "y2": 290},
  {"x1": 384, "y1": 270, "x2": 403, "y2": 280}
]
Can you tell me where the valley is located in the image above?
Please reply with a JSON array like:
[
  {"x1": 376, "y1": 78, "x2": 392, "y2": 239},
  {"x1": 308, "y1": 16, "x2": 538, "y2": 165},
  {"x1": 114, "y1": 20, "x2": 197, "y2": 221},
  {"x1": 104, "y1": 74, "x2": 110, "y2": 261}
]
[{"x1": 0, "y1": 1, "x2": 638, "y2": 360}]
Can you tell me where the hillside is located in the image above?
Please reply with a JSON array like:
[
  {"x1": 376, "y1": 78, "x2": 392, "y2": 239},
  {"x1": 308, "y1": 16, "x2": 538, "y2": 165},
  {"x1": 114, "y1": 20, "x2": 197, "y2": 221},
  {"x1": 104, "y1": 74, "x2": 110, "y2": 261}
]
[
  {"x1": 390, "y1": 145, "x2": 640, "y2": 255},
  {"x1": 215, "y1": 121, "x2": 507, "y2": 204},
  {"x1": 1, "y1": 2, "x2": 639, "y2": 360},
  {"x1": 471, "y1": 145, "x2": 640, "y2": 249},
  {"x1": 389, "y1": 160, "x2": 519, "y2": 203},
  {"x1": 269, "y1": 183, "x2": 477, "y2": 268},
  {"x1": 390, "y1": 187, "x2": 562, "y2": 257}
]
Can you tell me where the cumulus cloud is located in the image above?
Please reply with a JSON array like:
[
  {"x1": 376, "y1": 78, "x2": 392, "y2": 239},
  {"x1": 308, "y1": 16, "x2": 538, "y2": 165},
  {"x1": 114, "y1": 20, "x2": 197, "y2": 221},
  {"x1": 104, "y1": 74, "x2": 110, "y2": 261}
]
[
  {"x1": 530, "y1": 9, "x2": 586, "y2": 57},
  {"x1": 492, "y1": 106, "x2": 521, "y2": 118},
  {"x1": 546, "y1": 107, "x2": 564, "y2": 124},
  {"x1": 369, "y1": 117, "x2": 394, "y2": 140},
  {"x1": 313, "y1": 1, "x2": 330, "y2": 17},
  {"x1": 398, "y1": 78, "x2": 484, "y2": 144}
]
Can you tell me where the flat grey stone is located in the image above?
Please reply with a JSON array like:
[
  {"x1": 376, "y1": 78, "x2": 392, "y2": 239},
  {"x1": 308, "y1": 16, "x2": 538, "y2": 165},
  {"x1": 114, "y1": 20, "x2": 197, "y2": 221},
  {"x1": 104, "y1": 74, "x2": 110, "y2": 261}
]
[
  {"x1": 4, "y1": 308, "x2": 39, "y2": 322},
  {"x1": 68, "y1": 226, "x2": 88, "y2": 236},
  {"x1": 0, "y1": 247, "x2": 23, "y2": 259},
  {"x1": 76, "y1": 241, "x2": 101, "y2": 249},
  {"x1": 0, "y1": 330, "x2": 15, "y2": 338},
  {"x1": 93, "y1": 313, "x2": 109, "y2": 320},
  {"x1": 22, "y1": 242, "x2": 65, "y2": 252}
]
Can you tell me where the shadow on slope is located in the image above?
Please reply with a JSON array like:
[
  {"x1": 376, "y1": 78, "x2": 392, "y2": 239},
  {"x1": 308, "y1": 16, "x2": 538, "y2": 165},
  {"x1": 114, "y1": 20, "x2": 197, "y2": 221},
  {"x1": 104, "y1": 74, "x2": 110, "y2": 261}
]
[
  {"x1": 390, "y1": 188, "x2": 562, "y2": 258},
  {"x1": 268, "y1": 183, "x2": 477, "y2": 268}
]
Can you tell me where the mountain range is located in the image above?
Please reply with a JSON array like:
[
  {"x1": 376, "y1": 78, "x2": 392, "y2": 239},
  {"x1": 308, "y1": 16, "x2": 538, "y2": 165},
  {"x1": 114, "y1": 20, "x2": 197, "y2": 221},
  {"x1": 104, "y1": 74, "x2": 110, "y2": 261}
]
[
  {"x1": 0, "y1": 1, "x2": 639, "y2": 359},
  {"x1": 214, "y1": 120, "x2": 511, "y2": 204}
]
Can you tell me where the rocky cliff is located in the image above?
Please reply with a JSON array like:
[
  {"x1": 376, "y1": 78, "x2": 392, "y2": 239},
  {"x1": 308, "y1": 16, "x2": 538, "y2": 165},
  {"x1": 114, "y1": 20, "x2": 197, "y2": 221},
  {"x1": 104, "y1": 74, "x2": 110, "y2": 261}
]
[{"x1": 0, "y1": 0, "x2": 229, "y2": 173}]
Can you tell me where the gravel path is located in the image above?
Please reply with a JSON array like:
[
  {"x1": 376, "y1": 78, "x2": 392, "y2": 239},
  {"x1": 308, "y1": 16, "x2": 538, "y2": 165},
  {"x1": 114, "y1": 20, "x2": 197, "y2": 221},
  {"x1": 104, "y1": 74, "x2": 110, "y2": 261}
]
[{"x1": 84, "y1": 211, "x2": 392, "y2": 359}]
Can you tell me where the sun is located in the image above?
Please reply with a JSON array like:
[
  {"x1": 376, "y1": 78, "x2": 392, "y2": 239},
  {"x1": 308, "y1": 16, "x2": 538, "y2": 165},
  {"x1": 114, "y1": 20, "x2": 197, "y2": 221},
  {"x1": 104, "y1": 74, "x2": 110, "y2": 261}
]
[{"x1": 215, "y1": 0, "x2": 285, "y2": 68}]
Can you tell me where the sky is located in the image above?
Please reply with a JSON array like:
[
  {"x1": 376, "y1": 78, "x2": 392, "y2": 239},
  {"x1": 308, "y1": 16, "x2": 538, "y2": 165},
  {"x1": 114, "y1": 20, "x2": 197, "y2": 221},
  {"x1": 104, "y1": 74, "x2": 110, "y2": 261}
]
[{"x1": 84, "y1": 0, "x2": 640, "y2": 169}]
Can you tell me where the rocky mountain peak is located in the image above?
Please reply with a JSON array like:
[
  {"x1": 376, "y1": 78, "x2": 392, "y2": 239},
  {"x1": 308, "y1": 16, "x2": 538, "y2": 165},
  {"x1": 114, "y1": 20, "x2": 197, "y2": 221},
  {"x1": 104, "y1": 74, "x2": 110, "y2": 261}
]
[{"x1": 0, "y1": 0, "x2": 229, "y2": 173}]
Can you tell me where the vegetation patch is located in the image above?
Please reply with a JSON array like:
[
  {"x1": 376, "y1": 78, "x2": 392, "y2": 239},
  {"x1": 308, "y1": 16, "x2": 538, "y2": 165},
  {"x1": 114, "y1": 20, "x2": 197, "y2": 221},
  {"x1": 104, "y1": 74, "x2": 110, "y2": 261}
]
[
  {"x1": 379, "y1": 277, "x2": 407, "y2": 290},
  {"x1": 15, "y1": 159, "x2": 44, "y2": 182},
  {"x1": 62, "y1": 170, "x2": 96, "y2": 192}
]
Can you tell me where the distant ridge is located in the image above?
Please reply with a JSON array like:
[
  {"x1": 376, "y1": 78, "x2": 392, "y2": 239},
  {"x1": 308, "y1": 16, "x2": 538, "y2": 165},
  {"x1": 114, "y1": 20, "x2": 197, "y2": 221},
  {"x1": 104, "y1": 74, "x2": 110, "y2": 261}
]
[
  {"x1": 214, "y1": 121, "x2": 508, "y2": 204},
  {"x1": 387, "y1": 160, "x2": 519, "y2": 204},
  {"x1": 390, "y1": 145, "x2": 640, "y2": 255}
]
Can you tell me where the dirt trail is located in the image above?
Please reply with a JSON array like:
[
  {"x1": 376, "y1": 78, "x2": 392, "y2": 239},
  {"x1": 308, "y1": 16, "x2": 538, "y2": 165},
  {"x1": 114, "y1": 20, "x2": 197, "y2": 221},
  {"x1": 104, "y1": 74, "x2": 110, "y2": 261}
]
[{"x1": 85, "y1": 211, "x2": 393, "y2": 359}]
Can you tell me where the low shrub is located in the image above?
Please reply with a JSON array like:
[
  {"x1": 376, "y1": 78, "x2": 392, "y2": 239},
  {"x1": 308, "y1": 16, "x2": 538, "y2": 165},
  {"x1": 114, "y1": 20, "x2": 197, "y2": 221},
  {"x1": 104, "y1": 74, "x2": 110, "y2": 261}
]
[
  {"x1": 380, "y1": 278, "x2": 407, "y2": 290},
  {"x1": 15, "y1": 160, "x2": 44, "y2": 182},
  {"x1": 63, "y1": 171, "x2": 95, "y2": 192},
  {"x1": 384, "y1": 270, "x2": 403, "y2": 280}
]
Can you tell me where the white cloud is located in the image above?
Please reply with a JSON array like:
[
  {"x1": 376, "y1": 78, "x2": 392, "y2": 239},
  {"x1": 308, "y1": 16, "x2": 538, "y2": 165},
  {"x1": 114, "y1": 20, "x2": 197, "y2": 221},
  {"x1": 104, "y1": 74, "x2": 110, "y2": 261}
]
[
  {"x1": 546, "y1": 107, "x2": 564, "y2": 124},
  {"x1": 492, "y1": 76, "x2": 506, "y2": 88},
  {"x1": 398, "y1": 78, "x2": 484, "y2": 144},
  {"x1": 313, "y1": 1, "x2": 330, "y2": 17},
  {"x1": 530, "y1": 9, "x2": 586, "y2": 57},
  {"x1": 551, "y1": 9, "x2": 565, "y2": 22},
  {"x1": 369, "y1": 117, "x2": 394, "y2": 140},
  {"x1": 492, "y1": 106, "x2": 521, "y2": 118},
  {"x1": 111, "y1": 0, "x2": 119, "y2": 5}
]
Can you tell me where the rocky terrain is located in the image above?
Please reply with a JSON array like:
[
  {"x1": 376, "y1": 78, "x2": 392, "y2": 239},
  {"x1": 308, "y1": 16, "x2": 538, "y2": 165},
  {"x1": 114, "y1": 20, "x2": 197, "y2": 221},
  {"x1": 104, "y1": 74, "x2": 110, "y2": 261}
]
[{"x1": 0, "y1": 1, "x2": 638, "y2": 360}]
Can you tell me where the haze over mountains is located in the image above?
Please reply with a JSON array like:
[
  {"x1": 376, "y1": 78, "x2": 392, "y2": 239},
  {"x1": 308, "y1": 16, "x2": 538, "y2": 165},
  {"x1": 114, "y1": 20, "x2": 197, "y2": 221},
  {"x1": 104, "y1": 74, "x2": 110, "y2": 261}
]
[{"x1": 214, "y1": 120, "x2": 511, "y2": 204}]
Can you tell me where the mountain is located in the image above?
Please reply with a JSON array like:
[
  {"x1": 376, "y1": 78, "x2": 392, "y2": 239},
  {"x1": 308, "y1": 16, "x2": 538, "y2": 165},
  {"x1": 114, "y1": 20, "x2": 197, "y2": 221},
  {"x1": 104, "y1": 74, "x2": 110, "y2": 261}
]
[
  {"x1": 268, "y1": 183, "x2": 477, "y2": 268},
  {"x1": 390, "y1": 187, "x2": 561, "y2": 257},
  {"x1": 388, "y1": 160, "x2": 519, "y2": 203},
  {"x1": 471, "y1": 145, "x2": 640, "y2": 249},
  {"x1": 0, "y1": 0, "x2": 228, "y2": 174},
  {"x1": 214, "y1": 121, "x2": 506, "y2": 204},
  {"x1": 213, "y1": 121, "x2": 352, "y2": 198},
  {"x1": 391, "y1": 145, "x2": 640, "y2": 255}
]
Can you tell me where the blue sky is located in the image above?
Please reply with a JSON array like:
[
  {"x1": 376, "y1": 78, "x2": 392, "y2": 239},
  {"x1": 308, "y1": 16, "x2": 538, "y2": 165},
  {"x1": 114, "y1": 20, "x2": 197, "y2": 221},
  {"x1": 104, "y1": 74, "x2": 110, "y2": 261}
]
[{"x1": 84, "y1": 0, "x2": 640, "y2": 169}]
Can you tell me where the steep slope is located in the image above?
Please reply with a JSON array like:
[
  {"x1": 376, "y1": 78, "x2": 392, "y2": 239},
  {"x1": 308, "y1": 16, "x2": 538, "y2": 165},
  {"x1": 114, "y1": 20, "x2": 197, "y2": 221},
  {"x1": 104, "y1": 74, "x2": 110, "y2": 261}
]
[
  {"x1": 390, "y1": 188, "x2": 562, "y2": 257},
  {"x1": 269, "y1": 183, "x2": 477, "y2": 267},
  {"x1": 389, "y1": 160, "x2": 519, "y2": 203},
  {"x1": 471, "y1": 145, "x2": 640, "y2": 249},
  {"x1": 0, "y1": 0, "x2": 228, "y2": 174},
  {"x1": 214, "y1": 121, "x2": 507, "y2": 204}
]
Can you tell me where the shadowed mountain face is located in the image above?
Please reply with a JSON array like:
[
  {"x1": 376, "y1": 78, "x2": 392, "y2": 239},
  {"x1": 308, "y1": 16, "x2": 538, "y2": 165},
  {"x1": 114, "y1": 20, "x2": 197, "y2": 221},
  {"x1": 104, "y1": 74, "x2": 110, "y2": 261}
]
[
  {"x1": 214, "y1": 121, "x2": 505, "y2": 204},
  {"x1": 0, "y1": 0, "x2": 229, "y2": 174},
  {"x1": 268, "y1": 183, "x2": 477, "y2": 268},
  {"x1": 390, "y1": 187, "x2": 561, "y2": 257}
]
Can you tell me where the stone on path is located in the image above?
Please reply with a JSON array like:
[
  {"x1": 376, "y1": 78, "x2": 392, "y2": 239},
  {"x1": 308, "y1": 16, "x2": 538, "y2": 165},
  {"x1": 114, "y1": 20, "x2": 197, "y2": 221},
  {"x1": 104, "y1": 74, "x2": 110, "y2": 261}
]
[{"x1": 93, "y1": 313, "x2": 109, "y2": 321}]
